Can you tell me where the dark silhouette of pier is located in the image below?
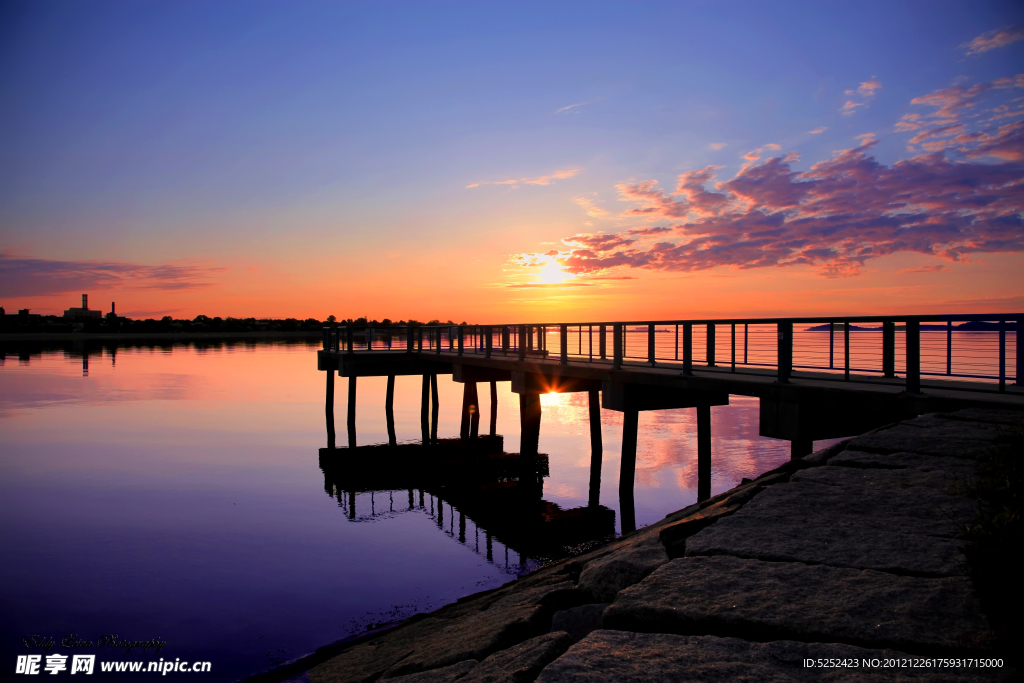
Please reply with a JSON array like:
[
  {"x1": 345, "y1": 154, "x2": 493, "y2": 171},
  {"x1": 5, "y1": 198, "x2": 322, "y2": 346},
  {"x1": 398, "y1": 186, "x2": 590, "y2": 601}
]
[{"x1": 318, "y1": 315, "x2": 1023, "y2": 533}]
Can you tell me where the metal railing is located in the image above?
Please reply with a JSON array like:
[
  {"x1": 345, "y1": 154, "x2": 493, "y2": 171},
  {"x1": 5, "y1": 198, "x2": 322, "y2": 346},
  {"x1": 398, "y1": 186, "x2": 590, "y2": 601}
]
[{"x1": 323, "y1": 314, "x2": 1023, "y2": 394}]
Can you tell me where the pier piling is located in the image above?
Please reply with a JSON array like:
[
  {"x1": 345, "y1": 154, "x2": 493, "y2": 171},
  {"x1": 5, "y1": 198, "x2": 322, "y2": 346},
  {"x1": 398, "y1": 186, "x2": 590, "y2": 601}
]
[
  {"x1": 325, "y1": 371, "x2": 336, "y2": 450},
  {"x1": 697, "y1": 405, "x2": 711, "y2": 502},
  {"x1": 386, "y1": 375, "x2": 396, "y2": 446},
  {"x1": 588, "y1": 389, "x2": 603, "y2": 508},
  {"x1": 347, "y1": 376, "x2": 357, "y2": 449}
]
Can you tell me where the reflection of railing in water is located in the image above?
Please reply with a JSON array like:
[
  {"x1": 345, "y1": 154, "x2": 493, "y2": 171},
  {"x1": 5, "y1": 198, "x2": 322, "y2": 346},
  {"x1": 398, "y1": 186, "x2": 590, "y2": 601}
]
[{"x1": 319, "y1": 439, "x2": 616, "y2": 568}]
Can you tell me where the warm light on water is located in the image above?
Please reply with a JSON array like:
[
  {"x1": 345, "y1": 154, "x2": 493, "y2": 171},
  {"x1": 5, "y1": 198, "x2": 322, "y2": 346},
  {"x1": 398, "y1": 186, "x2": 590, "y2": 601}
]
[{"x1": 1, "y1": 341, "x2": 843, "y2": 680}]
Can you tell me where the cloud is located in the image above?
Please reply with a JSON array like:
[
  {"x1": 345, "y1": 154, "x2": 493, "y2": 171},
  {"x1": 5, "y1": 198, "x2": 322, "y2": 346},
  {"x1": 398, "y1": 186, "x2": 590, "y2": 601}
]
[
  {"x1": 0, "y1": 254, "x2": 223, "y2": 297},
  {"x1": 709, "y1": 142, "x2": 727, "y2": 150},
  {"x1": 809, "y1": 127, "x2": 828, "y2": 135},
  {"x1": 555, "y1": 99, "x2": 599, "y2": 115},
  {"x1": 573, "y1": 196, "x2": 609, "y2": 218},
  {"x1": 897, "y1": 264, "x2": 947, "y2": 274},
  {"x1": 897, "y1": 74, "x2": 1024, "y2": 160},
  {"x1": 842, "y1": 79, "x2": 882, "y2": 116},
  {"x1": 467, "y1": 167, "x2": 580, "y2": 189},
  {"x1": 513, "y1": 141, "x2": 1023, "y2": 278},
  {"x1": 963, "y1": 24, "x2": 1024, "y2": 56}
]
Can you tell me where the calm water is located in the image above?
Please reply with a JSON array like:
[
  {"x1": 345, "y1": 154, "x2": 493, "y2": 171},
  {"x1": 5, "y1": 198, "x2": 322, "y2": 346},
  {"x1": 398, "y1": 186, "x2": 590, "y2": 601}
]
[{"x1": 1, "y1": 341, "x2": 846, "y2": 680}]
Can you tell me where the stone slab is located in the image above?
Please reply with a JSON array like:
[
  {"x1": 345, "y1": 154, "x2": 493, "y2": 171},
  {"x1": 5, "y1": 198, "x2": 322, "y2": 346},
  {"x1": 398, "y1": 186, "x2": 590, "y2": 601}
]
[
  {"x1": 384, "y1": 660, "x2": 478, "y2": 682},
  {"x1": 847, "y1": 420, "x2": 1012, "y2": 460},
  {"x1": 937, "y1": 408, "x2": 1024, "y2": 427},
  {"x1": 602, "y1": 556, "x2": 992, "y2": 655},
  {"x1": 577, "y1": 529, "x2": 668, "y2": 603},
  {"x1": 537, "y1": 631, "x2": 1003, "y2": 682},
  {"x1": 460, "y1": 631, "x2": 573, "y2": 683},
  {"x1": 827, "y1": 450, "x2": 977, "y2": 479},
  {"x1": 310, "y1": 581, "x2": 577, "y2": 683},
  {"x1": 684, "y1": 477, "x2": 971, "y2": 575},
  {"x1": 550, "y1": 604, "x2": 609, "y2": 642}
]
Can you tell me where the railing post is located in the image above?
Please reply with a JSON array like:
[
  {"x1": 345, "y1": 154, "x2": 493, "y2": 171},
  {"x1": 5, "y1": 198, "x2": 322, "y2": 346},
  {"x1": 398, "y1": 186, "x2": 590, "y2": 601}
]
[
  {"x1": 829, "y1": 322, "x2": 834, "y2": 369},
  {"x1": 947, "y1": 321, "x2": 953, "y2": 375},
  {"x1": 882, "y1": 321, "x2": 895, "y2": 378},
  {"x1": 999, "y1": 319, "x2": 1006, "y2": 392},
  {"x1": 518, "y1": 325, "x2": 526, "y2": 362},
  {"x1": 906, "y1": 320, "x2": 921, "y2": 394},
  {"x1": 613, "y1": 323, "x2": 623, "y2": 370},
  {"x1": 436, "y1": 328, "x2": 442, "y2": 355},
  {"x1": 1017, "y1": 319, "x2": 1023, "y2": 386},
  {"x1": 683, "y1": 322, "x2": 693, "y2": 376},
  {"x1": 599, "y1": 325, "x2": 607, "y2": 360},
  {"x1": 407, "y1": 325, "x2": 414, "y2": 353},
  {"x1": 647, "y1": 323, "x2": 656, "y2": 366},
  {"x1": 777, "y1": 321, "x2": 792, "y2": 383},
  {"x1": 322, "y1": 328, "x2": 330, "y2": 350},
  {"x1": 485, "y1": 326, "x2": 493, "y2": 358},
  {"x1": 731, "y1": 323, "x2": 736, "y2": 372},
  {"x1": 502, "y1": 326, "x2": 510, "y2": 354},
  {"x1": 367, "y1": 326, "x2": 373, "y2": 350},
  {"x1": 844, "y1": 322, "x2": 850, "y2": 380},
  {"x1": 457, "y1": 325, "x2": 464, "y2": 356},
  {"x1": 346, "y1": 326, "x2": 354, "y2": 354},
  {"x1": 707, "y1": 323, "x2": 716, "y2": 367},
  {"x1": 560, "y1": 324, "x2": 568, "y2": 365},
  {"x1": 334, "y1": 329, "x2": 340, "y2": 352}
]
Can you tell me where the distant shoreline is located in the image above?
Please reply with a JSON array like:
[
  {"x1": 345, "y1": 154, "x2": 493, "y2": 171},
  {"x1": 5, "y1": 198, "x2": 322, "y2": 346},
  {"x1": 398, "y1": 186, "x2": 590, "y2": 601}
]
[{"x1": 0, "y1": 330, "x2": 323, "y2": 343}]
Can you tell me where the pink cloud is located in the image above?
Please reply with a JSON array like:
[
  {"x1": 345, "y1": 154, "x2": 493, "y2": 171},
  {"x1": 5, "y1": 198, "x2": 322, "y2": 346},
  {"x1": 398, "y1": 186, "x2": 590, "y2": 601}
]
[
  {"x1": 809, "y1": 127, "x2": 828, "y2": 135},
  {"x1": 514, "y1": 141, "x2": 1023, "y2": 278},
  {"x1": 467, "y1": 167, "x2": 580, "y2": 189},
  {"x1": 709, "y1": 142, "x2": 727, "y2": 150},
  {"x1": 841, "y1": 79, "x2": 881, "y2": 116},
  {"x1": 0, "y1": 254, "x2": 223, "y2": 297},
  {"x1": 963, "y1": 24, "x2": 1024, "y2": 56}
]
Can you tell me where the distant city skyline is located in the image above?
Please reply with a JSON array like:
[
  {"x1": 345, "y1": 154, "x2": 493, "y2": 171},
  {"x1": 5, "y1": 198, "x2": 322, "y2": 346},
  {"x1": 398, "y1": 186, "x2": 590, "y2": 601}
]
[{"x1": 1, "y1": 1, "x2": 1022, "y2": 320}]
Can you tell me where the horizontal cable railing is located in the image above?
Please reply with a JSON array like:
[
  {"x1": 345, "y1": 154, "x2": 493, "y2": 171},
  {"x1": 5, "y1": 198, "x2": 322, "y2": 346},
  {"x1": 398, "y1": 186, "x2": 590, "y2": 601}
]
[{"x1": 322, "y1": 314, "x2": 1023, "y2": 394}]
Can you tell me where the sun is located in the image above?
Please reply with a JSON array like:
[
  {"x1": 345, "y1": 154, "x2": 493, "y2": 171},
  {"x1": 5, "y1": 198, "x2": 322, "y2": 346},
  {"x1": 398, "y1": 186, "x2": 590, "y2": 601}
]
[{"x1": 538, "y1": 260, "x2": 575, "y2": 285}]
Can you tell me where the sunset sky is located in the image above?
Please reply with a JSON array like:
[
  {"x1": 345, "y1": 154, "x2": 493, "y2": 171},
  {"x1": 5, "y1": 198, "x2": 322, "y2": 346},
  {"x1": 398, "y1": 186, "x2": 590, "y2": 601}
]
[{"x1": 2, "y1": 1, "x2": 1022, "y2": 321}]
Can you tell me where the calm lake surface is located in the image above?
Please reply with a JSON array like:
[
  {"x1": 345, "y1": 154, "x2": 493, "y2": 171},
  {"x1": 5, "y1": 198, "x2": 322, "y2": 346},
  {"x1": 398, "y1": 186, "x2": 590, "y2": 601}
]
[{"x1": 2, "y1": 338, "x2": 887, "y2": 680}]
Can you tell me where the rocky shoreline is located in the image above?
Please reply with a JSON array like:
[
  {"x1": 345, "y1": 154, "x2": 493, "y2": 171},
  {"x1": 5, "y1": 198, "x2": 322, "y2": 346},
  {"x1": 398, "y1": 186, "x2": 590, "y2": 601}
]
[{"x1": 303, "y1": 408, "x2": 1019, "y2": 682}]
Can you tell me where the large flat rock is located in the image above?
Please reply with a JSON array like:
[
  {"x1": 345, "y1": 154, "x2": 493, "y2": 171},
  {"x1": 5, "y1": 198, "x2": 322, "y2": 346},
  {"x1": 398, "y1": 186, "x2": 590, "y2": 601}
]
[
  {"x1": 827, "y1": 450, "x2": 977, "y2": 478},
  {"x1": 601, "y1": 556, "x2": 991, "y2": 655},
  {"x1": 536, "y1": 631, "x2": 1003, "y2": 682},
  {"x1": 846, "y1": 418, "x2": 1014, "y2": 459},
  {"x1": 684, "y1": 479, "x2": 970, "y2": 576},
  {"x1": 310, "y1": 581, "x2": 578, "y2": 683}
]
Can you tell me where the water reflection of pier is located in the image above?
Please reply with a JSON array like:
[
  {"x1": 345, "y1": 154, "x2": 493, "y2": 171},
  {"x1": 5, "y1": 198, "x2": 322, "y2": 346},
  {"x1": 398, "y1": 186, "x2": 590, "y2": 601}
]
[{"x1": 318, "y1": 438, "x2": 616, "y2": 568}]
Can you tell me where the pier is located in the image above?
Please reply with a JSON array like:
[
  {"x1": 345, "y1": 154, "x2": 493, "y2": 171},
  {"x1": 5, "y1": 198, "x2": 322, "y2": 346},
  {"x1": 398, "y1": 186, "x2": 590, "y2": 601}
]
[{"x1": 317, "y1": 314, "x2": 1022, "y2": 532}]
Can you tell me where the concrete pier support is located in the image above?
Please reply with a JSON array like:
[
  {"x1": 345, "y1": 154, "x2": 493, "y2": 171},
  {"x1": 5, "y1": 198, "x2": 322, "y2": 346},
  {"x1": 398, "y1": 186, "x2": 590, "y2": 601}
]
[
  {"x1": 420, "y1": 375, "x2": 430, "y2": 444},
  {"x1": 519, "y1": 393, "x2": 542, "y2": 458},
  {"x1": 386, "y1": 375, "x2": 397, "y2": 447},
  {"x1": 489, "y1": 381, "x2": 498, "y2": 436},
  {"x1": 588, "y1": 390, "x2": 603, "y2": 508},
  {"x1": 697, "y1": 404, "x2": 712, "y2": 502},
  {"x1": 430, "y1": 374, "x2": 439, "y2": 444},
  {"x1": 326, "y1": 371, "x2": 336, "y2": 450},
  {"x1": 347, "y1": 376, "x2": 357, "y2": 449},
  {"x1": 791, "y1": 438, "x2": 813, "y2": 459},
  {"x1": 619, "y1": 409, "x2": 639, "y2": 534},
  {"x1": 461, "y1": 382, "x2": 480, "y2": 439}
]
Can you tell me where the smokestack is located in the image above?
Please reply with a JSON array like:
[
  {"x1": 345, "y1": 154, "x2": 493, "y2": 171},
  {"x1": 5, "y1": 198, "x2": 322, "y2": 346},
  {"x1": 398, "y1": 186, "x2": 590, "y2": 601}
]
[
  {"x1": 82, "y1": 294, "x2": 88, "y2": 309},
  {"x1": 111, "y1": 302, "x2": 116, "y2": 316}
]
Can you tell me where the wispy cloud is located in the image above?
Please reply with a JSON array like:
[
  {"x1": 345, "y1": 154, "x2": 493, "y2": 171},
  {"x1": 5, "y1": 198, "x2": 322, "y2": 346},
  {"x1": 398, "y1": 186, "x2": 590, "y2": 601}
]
[
  {"x1": 963, "y1": 24, "x2": 1024, "y2": 56},
  {"x1": 895, "y1": 74, "x2": 1024, "y2": 160},
  {"x1": 897, "y1": 264, "x2": 947, "y2": 274},
  {"x1": 809, "y1": 127, "x2": 828, "y2": 135},
  {"x1": 512, "y1": 77, "x2": 1024, "y2": 280},
  {"x1": 555, "y1": 99, "x2": 599, "y2": 115},
  {"x1": 709, "y1": 142, "x2": 727, "y2": 150},
  {"x1": 573, "y1": 196, "x2": 609, "y2": 217},
  {"x1": 467, "y1": 167, "x2": 581, "y2": 189},
  {"x1": 841, "y1": 79, "x2": 882, "y2": 116},
  {"x1": 0, "y1": 254, "x2": 223, "y2": 297}
]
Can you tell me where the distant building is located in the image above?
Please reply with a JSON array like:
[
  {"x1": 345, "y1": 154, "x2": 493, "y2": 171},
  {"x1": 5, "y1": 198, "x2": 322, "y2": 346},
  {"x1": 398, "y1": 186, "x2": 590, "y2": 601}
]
[{"x1": 64, "y1": 294, "x2": 103, "y2": 319}]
